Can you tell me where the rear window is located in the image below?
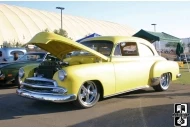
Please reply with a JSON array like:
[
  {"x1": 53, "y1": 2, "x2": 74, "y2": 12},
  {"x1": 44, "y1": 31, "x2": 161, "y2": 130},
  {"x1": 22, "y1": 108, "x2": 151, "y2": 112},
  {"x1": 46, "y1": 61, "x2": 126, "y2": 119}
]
[{"x1": 10, "y1": 51, "x2": 24, "y2": 55}]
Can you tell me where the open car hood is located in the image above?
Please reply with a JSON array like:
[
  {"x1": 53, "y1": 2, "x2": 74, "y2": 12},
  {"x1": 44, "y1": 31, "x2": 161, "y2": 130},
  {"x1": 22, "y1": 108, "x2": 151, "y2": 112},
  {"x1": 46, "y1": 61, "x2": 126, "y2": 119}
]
[{"x1": 26, "y1": 32, "x2": 108, "y2": 61}]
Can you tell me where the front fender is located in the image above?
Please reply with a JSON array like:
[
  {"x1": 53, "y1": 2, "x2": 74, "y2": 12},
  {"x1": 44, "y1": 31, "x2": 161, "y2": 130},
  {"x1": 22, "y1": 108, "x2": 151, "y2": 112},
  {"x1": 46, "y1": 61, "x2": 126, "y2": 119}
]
[
  {"x1": 20, "y1": 63, "x2": 39, "y2": 81},
  {"x1": 53, "y1": 62, "x2": 115, "y2": 97},
  {"x1": 150, "y1": 60, "x2": 179, "y2": 80}
]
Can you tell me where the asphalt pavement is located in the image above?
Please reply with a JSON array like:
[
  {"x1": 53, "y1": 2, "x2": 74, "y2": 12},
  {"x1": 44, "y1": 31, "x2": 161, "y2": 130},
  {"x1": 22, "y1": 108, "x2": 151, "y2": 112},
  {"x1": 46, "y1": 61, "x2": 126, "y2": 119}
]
[{"x1": 0, "y1": 84, "x2": 189, "y2": 127}]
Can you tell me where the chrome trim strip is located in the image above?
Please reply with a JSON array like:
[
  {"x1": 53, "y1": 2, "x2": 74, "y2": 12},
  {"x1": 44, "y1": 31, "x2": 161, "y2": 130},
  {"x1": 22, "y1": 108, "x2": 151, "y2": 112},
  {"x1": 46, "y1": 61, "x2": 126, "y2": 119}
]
[
  {"x1": 16, "y1": 89, "x2": 76, "y2": 103},
  {"x1": 176, "y1": 73, "x2": 181, "y2": 78},
  {"x1": 22, "y1": 82, "x2": 56, "y2": 89},
  {"x1": 19, "y1": 88, "x2": 65, "y2": 95},
  {"x1": 104, "y1": 85, "x2": 150, "y2": 98},
  {"x1": 27, "y1": 77, "x2": 55, "y2": 82}
]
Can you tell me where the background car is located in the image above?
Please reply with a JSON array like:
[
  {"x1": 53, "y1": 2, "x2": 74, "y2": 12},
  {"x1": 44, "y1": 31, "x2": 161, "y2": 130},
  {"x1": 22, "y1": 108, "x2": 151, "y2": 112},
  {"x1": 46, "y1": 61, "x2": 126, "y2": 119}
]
[
  {"x1": 180, "y1": 54, "x2": 190, "y2": 63},
  {"x1": 0, "y1": 52, "x2": 60, "y2": 87},
  {"x1": 0, "y1": 47, "x2": 26, "y2": 62}
]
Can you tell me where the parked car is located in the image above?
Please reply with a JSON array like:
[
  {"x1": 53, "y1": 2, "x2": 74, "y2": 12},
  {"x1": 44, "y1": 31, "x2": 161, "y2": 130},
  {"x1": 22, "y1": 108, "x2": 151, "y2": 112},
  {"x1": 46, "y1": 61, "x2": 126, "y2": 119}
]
[
  {"x1": 180, "y1": 54, "x2": 190, "y2": 63},
  {"x1": 16, "y1": 32, "x2": 181, "y2": 108},
  {"x1": 174, "y1": 54, "x2": 190, "y2": 63},
  {"x1": 0, "y1": 47, "x2": 26, "y2": 62},
  {"x1": 0, "y1": 52, "x2": 60, "y2": 87}
]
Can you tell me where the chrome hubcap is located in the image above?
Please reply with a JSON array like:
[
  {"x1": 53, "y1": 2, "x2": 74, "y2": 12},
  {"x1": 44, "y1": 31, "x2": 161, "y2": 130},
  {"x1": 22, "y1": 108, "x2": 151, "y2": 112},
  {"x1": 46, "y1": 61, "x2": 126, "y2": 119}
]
[
  {"x1": 18, "y1": 77, "x2": 22, "y2": 85},
  {"x1": 160, "y1": 73, "x2": 170, "y2": 89},
  {"x1": 79, "y1": 81, "x2": 98, "y2": 105}
]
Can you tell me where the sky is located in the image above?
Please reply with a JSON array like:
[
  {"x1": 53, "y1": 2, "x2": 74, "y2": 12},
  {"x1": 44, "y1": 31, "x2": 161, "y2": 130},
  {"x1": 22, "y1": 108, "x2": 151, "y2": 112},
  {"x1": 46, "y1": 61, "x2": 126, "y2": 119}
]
[{"x1": 0, "y1": 1, "x2": 190, "y2": 38}]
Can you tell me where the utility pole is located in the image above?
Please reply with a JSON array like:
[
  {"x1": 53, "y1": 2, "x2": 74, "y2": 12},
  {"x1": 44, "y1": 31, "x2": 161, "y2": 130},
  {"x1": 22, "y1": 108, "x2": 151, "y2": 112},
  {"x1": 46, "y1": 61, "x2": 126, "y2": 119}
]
[
  {"x1": 151, "y1": 24, "x2": 158, "y2": 51},
  {"x1": 56, "y1": 7, "x2": 65, "y2": 30},
  {"x1": 151, "y1": 23, "x2": 157, "y2": 32}
]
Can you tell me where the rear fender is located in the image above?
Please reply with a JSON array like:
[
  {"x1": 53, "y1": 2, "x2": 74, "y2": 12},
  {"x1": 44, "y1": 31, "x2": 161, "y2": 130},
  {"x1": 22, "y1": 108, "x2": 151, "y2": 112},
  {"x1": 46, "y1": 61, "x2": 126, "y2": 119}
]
[{"x1": 150, "y1": 60, "x2": 179, "y2": 81}]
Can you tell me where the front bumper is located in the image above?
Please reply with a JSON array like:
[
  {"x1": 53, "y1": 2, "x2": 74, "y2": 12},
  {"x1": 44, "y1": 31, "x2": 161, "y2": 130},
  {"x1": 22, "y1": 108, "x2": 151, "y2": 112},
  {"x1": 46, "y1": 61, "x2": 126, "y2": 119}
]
[
  {"x1": 176, "y1": 73, "x2": 181, "y2": 78},
  {"x1": 16, "y1": 89, "x2": 77, "y2": 103}
]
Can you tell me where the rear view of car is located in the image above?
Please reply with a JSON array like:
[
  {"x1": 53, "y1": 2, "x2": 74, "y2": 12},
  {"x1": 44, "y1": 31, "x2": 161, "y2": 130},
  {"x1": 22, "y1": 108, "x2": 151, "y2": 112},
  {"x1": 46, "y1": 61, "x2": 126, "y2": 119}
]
[{"x1": 0, "y1": 48, "x2": 27, "y2": 62}]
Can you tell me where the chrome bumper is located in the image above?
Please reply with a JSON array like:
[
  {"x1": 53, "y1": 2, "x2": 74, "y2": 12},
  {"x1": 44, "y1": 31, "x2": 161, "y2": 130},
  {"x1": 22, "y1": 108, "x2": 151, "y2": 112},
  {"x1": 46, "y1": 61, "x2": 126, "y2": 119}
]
[
  {"x1": 176, "y1": 73, "x2": 181, "y2": 78},
  {"x1": 16, "y1": 89, "x2": 77, "y2": 103}
]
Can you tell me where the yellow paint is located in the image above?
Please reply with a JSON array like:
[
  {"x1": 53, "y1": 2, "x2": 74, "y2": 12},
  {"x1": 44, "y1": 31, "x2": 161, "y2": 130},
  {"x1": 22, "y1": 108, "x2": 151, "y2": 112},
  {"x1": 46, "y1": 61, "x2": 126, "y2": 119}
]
[
  {"x1": 21, "y1": 32, "x2": 180, "y2": 98},
  {"x1": 25, "y1": 32, "x2": 108, "y2": 61}
]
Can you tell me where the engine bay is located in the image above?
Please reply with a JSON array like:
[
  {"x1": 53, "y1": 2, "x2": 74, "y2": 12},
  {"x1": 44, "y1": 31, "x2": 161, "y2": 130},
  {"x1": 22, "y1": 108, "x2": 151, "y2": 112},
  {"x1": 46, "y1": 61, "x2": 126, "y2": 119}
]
[{"x1": 34, "y1": 61, "x2": 68, "y2": 79}]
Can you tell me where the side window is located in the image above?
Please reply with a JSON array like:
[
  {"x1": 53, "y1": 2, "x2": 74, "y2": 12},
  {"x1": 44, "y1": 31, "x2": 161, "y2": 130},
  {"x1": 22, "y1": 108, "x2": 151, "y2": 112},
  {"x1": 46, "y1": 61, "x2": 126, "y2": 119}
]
[
  {"x1": 10, "y1": 51, "x2": 24, "y2": 55},
  {"x1": 120, "y1": 42, "x2": 138, "y2": 56},
  {"x1": 138, "y1": 43, "x2": 154, "y2": 56},
  {"x1": 114, "y1": 44, "x2": 122, "y2": 56}
]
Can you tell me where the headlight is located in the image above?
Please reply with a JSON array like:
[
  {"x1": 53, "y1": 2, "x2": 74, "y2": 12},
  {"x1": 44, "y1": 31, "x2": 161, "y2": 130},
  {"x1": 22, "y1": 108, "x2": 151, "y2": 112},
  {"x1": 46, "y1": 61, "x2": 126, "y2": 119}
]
[
  {"x1": 58, "y1": 70, "x2": 67, "y2": 81},
  {"x1": 19, "y1": 68, "x2": 25, "y2": 78}
]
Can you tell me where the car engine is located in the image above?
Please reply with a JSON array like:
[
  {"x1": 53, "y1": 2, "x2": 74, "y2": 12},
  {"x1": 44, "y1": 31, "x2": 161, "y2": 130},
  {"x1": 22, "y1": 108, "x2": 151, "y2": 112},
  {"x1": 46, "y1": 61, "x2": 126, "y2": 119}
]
[{"x1": 34, "y1": 61, "x2": 68, "y2": 79}]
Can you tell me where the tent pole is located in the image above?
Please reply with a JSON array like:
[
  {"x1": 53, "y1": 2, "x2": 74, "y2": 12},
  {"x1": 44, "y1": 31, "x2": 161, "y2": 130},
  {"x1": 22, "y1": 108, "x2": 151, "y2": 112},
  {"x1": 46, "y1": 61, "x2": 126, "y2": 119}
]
[
  {"x1": 182, "y1": 43, "x2": 190, "y2": 72},
  {"x1": 159, "y1": 41, "x2": 161, "y2": 56},
  {"x1": 185, "y1": 54, "x2": 190, "y2": 72}
]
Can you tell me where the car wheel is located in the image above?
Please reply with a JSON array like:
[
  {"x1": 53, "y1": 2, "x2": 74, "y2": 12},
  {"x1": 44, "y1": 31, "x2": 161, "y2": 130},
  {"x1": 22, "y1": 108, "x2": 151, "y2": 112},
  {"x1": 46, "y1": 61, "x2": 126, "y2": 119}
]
[
  {"x1": 153, "y1": 73, "x2": 171, "y2": 92},
  {"x1": 74, "y1": 81, "x2": 100, "y2": 108}
]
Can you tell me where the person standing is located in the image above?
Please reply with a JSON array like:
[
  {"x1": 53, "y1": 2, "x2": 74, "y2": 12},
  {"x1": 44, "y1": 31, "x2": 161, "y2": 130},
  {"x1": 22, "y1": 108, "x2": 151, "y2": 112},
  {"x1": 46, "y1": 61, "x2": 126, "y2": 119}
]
[{"x1": 13, "y1": 52, "x2": 19, "y2": 61}]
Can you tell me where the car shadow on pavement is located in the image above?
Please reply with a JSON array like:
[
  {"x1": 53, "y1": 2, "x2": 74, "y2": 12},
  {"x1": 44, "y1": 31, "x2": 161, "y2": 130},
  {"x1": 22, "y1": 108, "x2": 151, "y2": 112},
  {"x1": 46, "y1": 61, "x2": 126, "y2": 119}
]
[
  {"x1": 70, "y1": 103, "x2": 190, "y2": 127},
  {"x1": 0, "y1": 92, "x2": 81, "y2": 121},
  {"x1": 0, "y1": 84, "x2": 17, "y2": 89},
  {"x1": 0, "y1": 87, "x2": 189, "y2": 122}
]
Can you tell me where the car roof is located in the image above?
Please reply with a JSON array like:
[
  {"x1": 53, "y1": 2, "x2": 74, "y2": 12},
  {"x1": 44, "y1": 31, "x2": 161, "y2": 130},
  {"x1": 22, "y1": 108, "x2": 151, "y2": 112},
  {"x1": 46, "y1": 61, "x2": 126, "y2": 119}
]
[
  {"x1": 26, "y1": 52, "x2": 47, "y2": 54},
  {"x1": 81, "y1": 36, "x2": 151, "y2": 45}
]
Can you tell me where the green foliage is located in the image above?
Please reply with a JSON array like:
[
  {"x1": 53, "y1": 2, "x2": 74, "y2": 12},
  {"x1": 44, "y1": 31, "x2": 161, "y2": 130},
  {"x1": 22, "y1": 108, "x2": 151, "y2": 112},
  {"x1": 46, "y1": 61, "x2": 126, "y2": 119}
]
[
  {"x1": 41, "y1": 28, "x2": 70, "y2": 39},
  {"x1": 176, "y1": 43, "x2": 184, "y2": 57},
  {"x1": 53, "y1": 28, "x2": 68, "y2": 38},
  {"x1": 3, "y1": 41, "x2": 22, "y2": 48},
  {"x1": 43, "y1": 28, "x2": 49, "y2": 32}
]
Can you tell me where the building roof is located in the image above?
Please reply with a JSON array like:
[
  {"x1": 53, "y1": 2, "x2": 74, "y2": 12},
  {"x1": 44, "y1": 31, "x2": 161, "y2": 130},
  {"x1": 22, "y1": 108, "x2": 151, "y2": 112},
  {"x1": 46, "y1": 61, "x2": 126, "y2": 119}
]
[
  {"x1": 0, "y1": 4, "x2": 136, "y2": 45},
  {"x1": 133, "y1": 29, "x2": 180, "y2": 43}
]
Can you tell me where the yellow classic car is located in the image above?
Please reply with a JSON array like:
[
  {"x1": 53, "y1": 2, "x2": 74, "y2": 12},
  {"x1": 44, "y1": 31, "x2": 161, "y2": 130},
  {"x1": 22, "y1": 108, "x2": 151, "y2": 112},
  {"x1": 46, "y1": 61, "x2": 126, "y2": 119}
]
[{"x1": 16, "y1": 32, "x2": 181, "y2": 108}]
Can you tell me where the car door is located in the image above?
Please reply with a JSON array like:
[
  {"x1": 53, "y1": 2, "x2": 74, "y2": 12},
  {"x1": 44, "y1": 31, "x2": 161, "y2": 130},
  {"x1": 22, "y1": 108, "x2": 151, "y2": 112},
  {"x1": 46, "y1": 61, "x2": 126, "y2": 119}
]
[
  {"x1": 111, "y1": 42, "x2": 147, "y2": 93},
  {"x1": 137, "y1": 42, "x2": 158, "y2": 85}
]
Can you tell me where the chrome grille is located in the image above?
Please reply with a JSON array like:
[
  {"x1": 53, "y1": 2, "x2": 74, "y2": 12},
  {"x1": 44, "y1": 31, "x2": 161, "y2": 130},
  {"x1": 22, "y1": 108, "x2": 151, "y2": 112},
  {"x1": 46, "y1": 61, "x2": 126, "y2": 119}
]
[
  {"x1": 22, "y1": 85, "x2": 54, "y2": 94},
  {"x1": 21, "y1": 77, "x2": 67, "y2": 94},
  {"x1": 24, "y1": 79, "x2": 54, "y2": 86}
]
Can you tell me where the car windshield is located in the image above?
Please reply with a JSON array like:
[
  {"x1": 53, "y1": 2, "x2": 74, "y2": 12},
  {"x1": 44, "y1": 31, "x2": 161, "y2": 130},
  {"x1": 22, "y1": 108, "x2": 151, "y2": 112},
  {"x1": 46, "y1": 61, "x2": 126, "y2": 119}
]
[
  {"x1": 18, "y1": 53, "x2": 46, "y2": 61},
  {"x1": 70, "y1": 40, "x2": 113, "y2": 56}
]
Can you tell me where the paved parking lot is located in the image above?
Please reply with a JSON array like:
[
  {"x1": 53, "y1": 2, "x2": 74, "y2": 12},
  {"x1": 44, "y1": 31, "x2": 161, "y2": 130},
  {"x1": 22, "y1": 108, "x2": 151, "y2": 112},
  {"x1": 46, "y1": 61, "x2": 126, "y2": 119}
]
[{"x1": 0, "y1": 84, "x2": 190, "y2": 127}]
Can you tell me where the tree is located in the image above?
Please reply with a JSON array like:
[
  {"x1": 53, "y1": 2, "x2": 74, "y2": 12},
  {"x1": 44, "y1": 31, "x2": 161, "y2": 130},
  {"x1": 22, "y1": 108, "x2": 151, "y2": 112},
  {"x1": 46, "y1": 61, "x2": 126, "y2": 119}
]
[
  {"x1": 53, "y1": 28, "x2": 68, "y2": 38},
  {"x1": 43, "y1": 28, "x2": 49, "y2": 32},
  {"x1": 176, "y1": 43, "x2": 184, "y2": 57}
]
